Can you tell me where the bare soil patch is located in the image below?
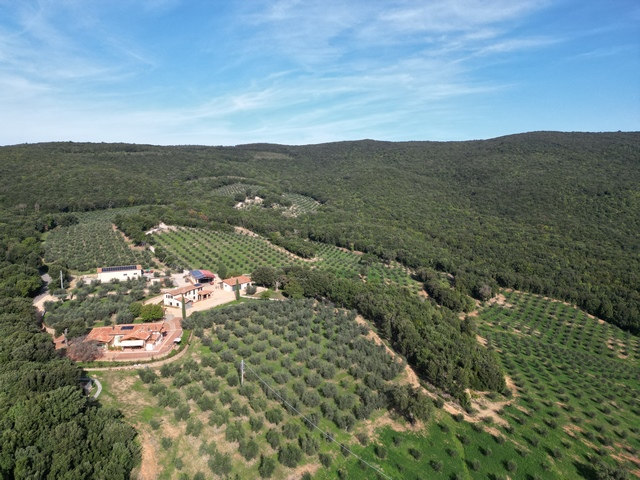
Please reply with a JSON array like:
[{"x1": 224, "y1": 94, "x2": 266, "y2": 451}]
[{"x1": 136, "y1": 430, "x2": 160, "y2": 480}]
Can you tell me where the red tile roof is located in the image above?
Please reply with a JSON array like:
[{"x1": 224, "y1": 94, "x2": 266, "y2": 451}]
[
  {"x1": 86, "y1": 322, "x2": 165, "y2": 344},
  {"x1": 222, "y1": 275, "x2": 252, "y2": 286},
  {"x1": 167, "y1": 285, "x2": 202, "y2": 296}
]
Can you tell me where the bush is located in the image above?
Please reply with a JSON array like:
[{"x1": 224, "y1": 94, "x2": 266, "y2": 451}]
[
  {"x1": 278, "y1": 444, "x2": 303, "y2": 468},
  {"x1": 319, "y1": 453, "x2": 332, "y2": 468},
  {"x1": 240, "y1": 438, "x2": 260, "y2": 461},
  {"x1": 265, "y1": 408, "x2": 284, "y2": 425},
  {"x1": 208, "y1": 451, "x2": 232, "y2": 476},
  {"x1": 227, "y1": 373, "x2": 239, "y2": 387},
  {"x1": 249, "y1": 415, "x2": 264, "y2": 432},
  {"x1": 266, "y1": 428, "x2": 281, "y2": 449},
  {"x1": 356, "y1": 432, "x2": 369, "y2": 446},
  {"x1": 161, "y1": 437, "x2": 173, "y2": 450},
  {"x1": 282, "y1": 422, "x2": 300, "y2": 439},
  {"x1": 258, "y1": 455, "x2": 276, "y2": 478},
  {"x1": 374, "y1": 444, "x2": 387, "y2": 459},
  {"x1": 186, "y1": 418, "x2": 203, "y2": 437}
]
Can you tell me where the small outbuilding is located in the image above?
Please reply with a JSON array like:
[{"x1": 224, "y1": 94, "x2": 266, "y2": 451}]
[{"x1": 220, "y1": 275, "x2": 253, "y2": 293}]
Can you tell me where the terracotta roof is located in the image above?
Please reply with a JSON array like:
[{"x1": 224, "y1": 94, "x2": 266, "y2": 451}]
[
  {"x1": 167, "y1": 285, "x2": 202, "y2": 296},
  {"x1": 122, "y1": 331, "x2": 152, "y2": 342},
  {"x1": 86, "y1": 322, "x2": 165, "y2": 344},
  {"x1": 222, "y1": 275, "x2": 252, "y2": 286},
  {"x1": 86, "y1": 329, "x2": 115, "y2": 344}
]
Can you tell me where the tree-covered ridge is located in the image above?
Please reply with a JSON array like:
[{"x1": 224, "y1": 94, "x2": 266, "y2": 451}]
[
  {"x1": 0, "y1": 298, "x2": 140, "y2": 479},
  {"x1": 0, "y1": 213, "x2": 139, "y2": 478},
  {"x1": 252, "y1": 265, "x2": 506, "y2": 404},
  {"x1": 1, "y1": 131, "x2": 639, "y2": 333}
]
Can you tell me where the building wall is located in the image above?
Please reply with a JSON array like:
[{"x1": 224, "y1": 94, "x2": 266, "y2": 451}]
[
  {"x1": 98, "y1": 269, "x2": 142, "y2": 283},
  {"x1": 222, "y1": 282, "x2": 250, "y2": 292}
]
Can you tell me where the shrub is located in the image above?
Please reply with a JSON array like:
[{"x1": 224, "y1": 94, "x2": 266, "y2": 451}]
[
  {"x1": 282, "y1": 422, "x2": 300, "y2": 440},
  {"x1": 298, "y1": 433, "x2": 320, "y2": 455},
  {"x1": 319, "y1": 453, "x2": 332, "y2": 468},
  {"x1": 174, "y1": 403, "x2": 190, "y2": 422},
  {"x1": 258, "y1": 455, "x2": 276, "y2": 478},
  {"x1": 249, "y1": 415, "x2": 264, "y2": 432},
  {"x1": 266, "y1": 429, "x2": 281, "y2": 449},
  {"x1": 278, "y1": 444, "x2": 303, "y2": 468},
  {"x1": 161, "y1": 437, "x2": 173, "y2": 450},
  {"x1": 208, "y1": 451, "x2": 232, "y2": 476},
  {"x1": 239, "y1": 438, "x2": 260, "y2": 461},
  {"x1": 374, "y1": 444, "x2": 387, "y2": 459},
  {"x1": 409, "y1": 448, "x2": 422, "y2": 460},
  {"x1": 356, "y1": 432, "x2": 369, "y2": 446},
  {"x1": 186, "y1": 418, "x2": 203, "y2": 437},
  {"x1": 265, "y1": 408, "x2": 284, "y2": 425},
  {"x1": 227, "y1": 373, "x2": 239, "y2": 387}
]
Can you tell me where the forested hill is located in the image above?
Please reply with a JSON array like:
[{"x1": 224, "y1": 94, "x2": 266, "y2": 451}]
[{"x1": 1, "y1": 131, "x2": 639, "y2": 333}]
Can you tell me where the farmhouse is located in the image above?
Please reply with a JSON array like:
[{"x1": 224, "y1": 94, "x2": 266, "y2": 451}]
[
  {"x1": 188, "y1": 269, "x2": 216, "y2": 284},
  {"x1": 220, "y1": 275, "x2": 253, "y2": 293},
  {"x1": 97, "y1": 264, "x2": 143, "y2": 283},
  {"x1": 164, "y1": 284, "x2": 215, "y2": 308},
  {"x1": 86, "y1": 322, "x2": 166, "y2": 351}
]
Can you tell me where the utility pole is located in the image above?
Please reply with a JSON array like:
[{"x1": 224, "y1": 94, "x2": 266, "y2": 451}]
[
  {"x1": 60, "y1": 270, "x2": 64, "y2": 290},
  {"x1": 63, "y1": 328, "x2": 68, "y2": 348},
  {"x1": 240, "y1": 359, "x2": 245, "y2": 386}
]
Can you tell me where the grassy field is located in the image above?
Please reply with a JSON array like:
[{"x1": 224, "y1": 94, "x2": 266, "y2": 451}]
[
  {"x1": 44, "y1": 206, "x2": 153, "y2": 271},
  {"x1": 91, "y1": 290, "x2": 640, "y2": 479}
]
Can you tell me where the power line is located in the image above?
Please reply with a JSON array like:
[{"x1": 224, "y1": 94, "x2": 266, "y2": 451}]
[{"x1": 242, "y1": 362, "x2": 393, "y2": 480}]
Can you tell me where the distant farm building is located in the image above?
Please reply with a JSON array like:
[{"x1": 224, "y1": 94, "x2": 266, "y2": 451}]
[
  {"x1": 97, "y1": 264, "x2": 143, "y2": 283},
  {"x1": 220, "y1": 275, "x2": 253, "y2": 293},
  {"x1": 188, "y1": 269, "x2": 216, "y2": 284},
  {"x1": 86, "y1": 323, "x2": 166, "y2": 351},
  {"x1": 164, "y1": 284, "x2": 215, "y2": 308}
]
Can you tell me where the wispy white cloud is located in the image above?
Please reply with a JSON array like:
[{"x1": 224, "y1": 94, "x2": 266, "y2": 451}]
[{"x1": 0, "y1": 0, "x2": 636, "y2": 146}]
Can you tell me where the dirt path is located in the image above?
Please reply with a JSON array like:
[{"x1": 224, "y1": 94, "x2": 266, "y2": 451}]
[{"x1": 136, "y1": 430, "x2": 160, "y2": 480}]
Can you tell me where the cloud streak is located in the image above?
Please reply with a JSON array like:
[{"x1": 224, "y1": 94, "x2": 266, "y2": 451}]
[{"x1": 0, "y1": 0, "x2": 637, "y2": 145}]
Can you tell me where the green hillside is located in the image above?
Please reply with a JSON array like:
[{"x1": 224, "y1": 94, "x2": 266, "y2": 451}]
[{"x1": 1, "y1": 132, "x2": 638, "y2": 333}]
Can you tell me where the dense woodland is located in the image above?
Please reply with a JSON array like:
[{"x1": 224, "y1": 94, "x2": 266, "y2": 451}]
[
  {"x1": 0, "y1": 214, "x2": 139, "y2": 478},
  {"x1": 1, "y1": 132, "x2": 638, "y2": 334},
  {"x1": 0, "y1": 132, "x2": 638, "y2": 478}
]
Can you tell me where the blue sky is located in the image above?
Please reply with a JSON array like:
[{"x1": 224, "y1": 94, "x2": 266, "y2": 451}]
[{"x1": 0, "y1": 0, "x2": 638, "y2": 146}]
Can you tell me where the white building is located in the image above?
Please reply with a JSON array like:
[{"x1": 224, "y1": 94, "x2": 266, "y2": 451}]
[
  {"x1": 163, "y1": 284, "x2": 214, "y2": 308},
  {"x1": 220, "y1": 275, "x2": 253, "y2": 293},
  {"x1": 97, "y1": 265, "x2": 143, "y2": 283}
]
